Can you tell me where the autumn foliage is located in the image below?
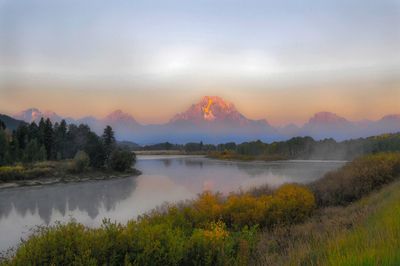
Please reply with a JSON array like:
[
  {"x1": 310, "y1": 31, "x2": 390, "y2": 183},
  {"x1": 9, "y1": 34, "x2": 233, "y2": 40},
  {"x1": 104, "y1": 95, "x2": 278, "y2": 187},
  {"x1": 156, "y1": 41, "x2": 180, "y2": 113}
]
[
  {"x1": 312, "y1": 152, "x2": 400, "y2": 206},
  {"x1": 3, "y1": 184, "x2": 315, "y2": 265}
]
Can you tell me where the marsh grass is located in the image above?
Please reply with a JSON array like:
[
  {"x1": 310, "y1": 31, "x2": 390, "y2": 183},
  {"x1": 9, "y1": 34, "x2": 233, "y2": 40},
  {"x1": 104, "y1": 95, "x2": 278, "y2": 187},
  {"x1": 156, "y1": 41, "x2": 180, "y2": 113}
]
[
  {"x1": 323, "y1": 183, "x2": 400, "y2": 266},
  {"x1": 0, "y1": 160, "x2": 140, "y2": 185},
  {"x1": 253, "y1": 180, "x2": 400, "y2": 265}
]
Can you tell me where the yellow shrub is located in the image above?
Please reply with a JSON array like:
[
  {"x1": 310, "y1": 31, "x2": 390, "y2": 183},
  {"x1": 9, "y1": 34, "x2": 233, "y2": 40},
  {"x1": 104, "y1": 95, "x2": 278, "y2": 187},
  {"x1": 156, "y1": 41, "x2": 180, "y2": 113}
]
[
  {"x1": 223, "y1": 194, "x2": 272, "y2": 227},
  {"x1": 203, "y1": 221, "x2": 229, "y2": 241},
  {"x1": 268, "y1": 184, "x2": 316, "y2": 226},
  {"x1": 191, "y1": 191, "x2": 223, "y2": 225}
]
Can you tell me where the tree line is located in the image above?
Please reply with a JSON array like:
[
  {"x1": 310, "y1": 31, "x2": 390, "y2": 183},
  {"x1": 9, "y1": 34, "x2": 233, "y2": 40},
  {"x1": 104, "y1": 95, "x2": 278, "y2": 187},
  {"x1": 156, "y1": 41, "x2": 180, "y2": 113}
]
[
  {"x1": 180, "y1": 134, "x2": 400, "y2": 160},
  {"x1": 0, "y1": 118, "x2": 135, "y2": 171}
]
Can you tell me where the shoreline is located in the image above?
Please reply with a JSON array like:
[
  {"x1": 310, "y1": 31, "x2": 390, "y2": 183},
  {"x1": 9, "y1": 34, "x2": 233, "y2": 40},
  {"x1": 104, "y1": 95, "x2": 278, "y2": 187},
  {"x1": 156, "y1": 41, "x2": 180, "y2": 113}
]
[
  {"x1": 135, "y1": 150, "x2": 207, "y2": 155},
  {"x1": 0, "y1": 168, "x2": 142, "y2": 190}
]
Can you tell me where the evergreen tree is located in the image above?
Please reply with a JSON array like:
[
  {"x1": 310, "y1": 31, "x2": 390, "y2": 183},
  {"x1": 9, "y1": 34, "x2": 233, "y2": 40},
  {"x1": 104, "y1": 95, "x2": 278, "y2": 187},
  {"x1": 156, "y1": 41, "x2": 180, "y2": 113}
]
[
  {"x1": 0, "y1": 129, "x2": 8, "y2": 165},
  {"x1": 9, "y1": 131, "x2": 20, "y2": 162},
  {"x1": 38, "y1": 145, "x2": 47, "y2": 161},
  {"x1": 38, "y1": 117, "x2": 46, "y2": 144},
  {"x1": 54, "y1": 119, "x2": 67, "y2": 159},
  {"x1": 102, "y1": 125, "x2": 116, "y2": 160},
  {"x1": 15, "y1": 124, "x2": 29, "y2": 151},
  {"x1": 0, "y1": 119, "x2": 6, "y2": 130},
  {"x1": 28, "y1": 122, "x2": 39, "y2": 142},
  {"x1": 85, "y1": 132, "x2": 106, "y2": 168},
  {"x1": 24, "y1": 139, "x2": 40, "y2": 163},
  {"x1": 43, "y1": 118, "x2": 54, "y2": 160}
]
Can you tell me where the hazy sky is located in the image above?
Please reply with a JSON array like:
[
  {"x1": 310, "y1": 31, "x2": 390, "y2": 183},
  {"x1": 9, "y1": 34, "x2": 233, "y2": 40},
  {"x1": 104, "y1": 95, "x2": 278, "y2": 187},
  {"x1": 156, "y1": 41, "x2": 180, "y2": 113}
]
[{"x1": 0, "y1": 0, "x2": 399, "y2": 125}]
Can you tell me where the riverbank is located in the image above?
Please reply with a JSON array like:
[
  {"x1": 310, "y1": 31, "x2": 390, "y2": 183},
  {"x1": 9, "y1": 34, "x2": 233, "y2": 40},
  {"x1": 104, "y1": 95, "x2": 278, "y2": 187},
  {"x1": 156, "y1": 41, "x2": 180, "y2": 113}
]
[
  {"x1": 2, "y1": 152, "x2": 399, "y2": 265},
  {"x1": 135, "y1": 150, "x2": 206, "y2": 155},
  {"x1": 0, "y1": 161, "x2": 141, "y2": 189},
  {"x1": 254, "y1": 178, "x2": 400, "y2": 265},
  {"x1": 207, "y1": 150, "x2": 288, "y2": 162}
]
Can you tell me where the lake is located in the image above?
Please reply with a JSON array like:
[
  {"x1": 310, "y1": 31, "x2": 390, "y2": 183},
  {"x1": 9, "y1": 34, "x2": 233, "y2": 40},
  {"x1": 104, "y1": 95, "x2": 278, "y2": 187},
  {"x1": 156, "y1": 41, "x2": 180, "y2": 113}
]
[{"x1": 0, "y1": 156, "x2": 345, "y2": 252}]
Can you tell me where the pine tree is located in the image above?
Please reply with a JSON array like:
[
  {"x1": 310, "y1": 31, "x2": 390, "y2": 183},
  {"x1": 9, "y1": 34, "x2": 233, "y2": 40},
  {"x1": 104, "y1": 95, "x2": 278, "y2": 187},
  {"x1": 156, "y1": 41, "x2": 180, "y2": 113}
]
[
  {"x1": 28, "y1": 122, "x2": 39, "y2": 142},
  {"x1": 38, "y1": 118, "x2": 46, "y2": 146},
  {"x1": 85, "y1": 132, "x2": 106, "y2": 168},
  {"x1": 24, "y1": 139, "x2": 40, "y2": 163},
  {"x1": 102, "y1": 125, "x2": 116, "y2": 161},
  {"x1": 0, "y1": 129, "x2": 8, "y2": 165},
  {"x1": 0, "y1": 119, "x2": 6, "y2": 130},
  {"x1": 16, "y1": 124, "x2": 29, "y2": 151},
  {"x1": 54, "y1": 119, "x2": 67, "y2": 159},
  {"x1": 38, "y1": 145, "x2": 47, "y2": 161},
  {"x1": 43, "y1": 118, "x2": 54, "y2": 160},
  {"x1": 9, "y1": 131, "x2": 20, "y2": 162}
]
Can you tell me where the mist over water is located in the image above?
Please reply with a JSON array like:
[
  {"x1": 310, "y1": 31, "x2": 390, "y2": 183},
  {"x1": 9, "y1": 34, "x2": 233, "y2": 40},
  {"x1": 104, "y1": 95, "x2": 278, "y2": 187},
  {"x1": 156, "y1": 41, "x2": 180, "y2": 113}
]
[{"x1": 0, "y1": 156, "x2": 344, "y2": 252}]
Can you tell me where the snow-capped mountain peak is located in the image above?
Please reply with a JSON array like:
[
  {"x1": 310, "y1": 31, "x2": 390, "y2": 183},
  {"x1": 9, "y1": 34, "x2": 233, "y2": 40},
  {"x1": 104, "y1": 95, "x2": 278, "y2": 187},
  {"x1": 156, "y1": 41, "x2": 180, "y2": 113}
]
[
  {"x1": 170, "y1": 96, "x2": 256, "y2": 126},
  {"x1": 104, "y1": 110, "x2": 138, "y2": 124},
  {"x1": 14, "y1": 108, "x2": 62, "y2": 123}
]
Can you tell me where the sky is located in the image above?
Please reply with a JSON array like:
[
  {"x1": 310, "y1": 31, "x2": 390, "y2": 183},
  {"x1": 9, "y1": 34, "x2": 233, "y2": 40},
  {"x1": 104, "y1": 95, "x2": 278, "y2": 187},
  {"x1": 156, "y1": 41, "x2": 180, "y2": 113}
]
[{"x1": 0, "y1": 0, "x2": 399, "y2": 125}]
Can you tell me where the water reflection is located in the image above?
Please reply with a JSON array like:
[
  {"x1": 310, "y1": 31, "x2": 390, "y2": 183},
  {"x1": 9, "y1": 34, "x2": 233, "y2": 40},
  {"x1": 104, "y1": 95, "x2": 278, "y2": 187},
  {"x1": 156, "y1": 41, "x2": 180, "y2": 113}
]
[
  {"x1": 0, "y1": 156, "x2": 344, "y2": 252},
  {"x1": 135, "y1": 156, "x2": 344, "y2": 193},
  {"x1": 0, "y1": 178, "x2": 137, "y2": 224}
]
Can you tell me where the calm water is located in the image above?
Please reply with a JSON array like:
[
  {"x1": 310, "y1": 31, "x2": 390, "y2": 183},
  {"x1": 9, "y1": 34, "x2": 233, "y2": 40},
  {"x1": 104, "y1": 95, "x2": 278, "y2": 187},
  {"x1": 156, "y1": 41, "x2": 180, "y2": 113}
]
[{"x1": 0, "y1": 156, "x2": 345, "y2": 252}]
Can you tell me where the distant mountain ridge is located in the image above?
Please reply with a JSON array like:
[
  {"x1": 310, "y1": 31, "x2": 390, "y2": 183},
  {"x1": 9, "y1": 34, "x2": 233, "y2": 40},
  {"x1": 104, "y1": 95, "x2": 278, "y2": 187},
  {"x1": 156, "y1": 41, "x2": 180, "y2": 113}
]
[
  {"x1": 7, "y1": 96, "x2": 400, "y2": 144},
  {"x1": 0, "y1": 114, "x2": 26, "y2": 130},
  {"x1": 14, "y1": 108, "x2": 64, "y2": 124}
]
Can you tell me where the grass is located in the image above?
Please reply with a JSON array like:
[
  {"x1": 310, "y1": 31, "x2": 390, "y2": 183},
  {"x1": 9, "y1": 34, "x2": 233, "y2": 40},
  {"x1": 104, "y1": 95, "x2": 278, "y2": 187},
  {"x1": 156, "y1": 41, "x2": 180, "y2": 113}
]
[
  {"x1": 0, "y1": 160, "x2": 141, "y2": 185},
  {"x1": 323, "y1": 181, "x2": 400, "y2": 266},
  {"x1": 254, "y1": 179, "x2": 400, "y2": 265}
]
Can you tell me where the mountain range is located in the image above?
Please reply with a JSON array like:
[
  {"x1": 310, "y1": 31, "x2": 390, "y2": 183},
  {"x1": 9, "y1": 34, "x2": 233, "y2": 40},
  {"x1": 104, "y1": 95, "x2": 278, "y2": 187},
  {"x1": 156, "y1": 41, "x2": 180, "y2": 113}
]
[{"x1": 5, "y1": 96, "x2": 400, "y2": 144}]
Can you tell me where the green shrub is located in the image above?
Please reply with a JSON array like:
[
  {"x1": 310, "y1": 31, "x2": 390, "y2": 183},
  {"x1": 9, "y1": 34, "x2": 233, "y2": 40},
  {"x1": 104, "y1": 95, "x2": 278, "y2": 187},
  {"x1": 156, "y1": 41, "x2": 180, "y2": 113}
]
[
  {"x1": 69, "y1": 151, "x2": 90, "y2": 173},
  {"x1": 108, "y1": 149, "x2": 135, "y2": 172},
  {"x1": 185, "y1": 221, "x2": 234, "y2": 265},
  {"x1": 3, "y1": 183, "x2": 317, "y2": 265},
  {"x1": 311, "y1": 152, "x2": 400, "y2": 206}
]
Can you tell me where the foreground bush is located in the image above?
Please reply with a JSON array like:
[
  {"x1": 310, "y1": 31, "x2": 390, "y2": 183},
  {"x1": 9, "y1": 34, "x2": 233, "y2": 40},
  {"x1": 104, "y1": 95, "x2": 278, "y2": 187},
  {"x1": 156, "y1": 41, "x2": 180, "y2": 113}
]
[
  {"x1": 311, "y1": 152, "x2": 400, "y2": 206},
  {"x1": 2, "y1": 184, "x2": 315, "y2": 265}
]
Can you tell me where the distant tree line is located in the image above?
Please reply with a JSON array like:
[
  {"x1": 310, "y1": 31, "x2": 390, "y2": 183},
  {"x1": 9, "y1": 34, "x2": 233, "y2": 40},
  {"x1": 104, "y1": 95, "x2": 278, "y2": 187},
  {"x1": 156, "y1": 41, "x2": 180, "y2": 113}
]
[
  {"x1": 139, "y1": 133, "x2": 400, "y2": 160},
  {"x1": 229, "y1": 134, "x2": 400, "y2": 160},
  {"x1": 0, "y1": 118, "x2": 135, "y2": 171},
  {"x1": 141, "y1": 142, "x2": 183, "y2": 151}
]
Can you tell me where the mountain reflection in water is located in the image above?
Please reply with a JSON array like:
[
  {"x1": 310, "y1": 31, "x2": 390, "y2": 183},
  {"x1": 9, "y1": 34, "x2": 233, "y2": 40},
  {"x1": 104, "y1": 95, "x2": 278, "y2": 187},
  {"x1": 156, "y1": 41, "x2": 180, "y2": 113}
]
[
  {"x1": 0, "y1": 177, "x2": 137, "y2": 224},
  {"x1": 0, "y1": 156, "x2": 344, "y2": 252}
]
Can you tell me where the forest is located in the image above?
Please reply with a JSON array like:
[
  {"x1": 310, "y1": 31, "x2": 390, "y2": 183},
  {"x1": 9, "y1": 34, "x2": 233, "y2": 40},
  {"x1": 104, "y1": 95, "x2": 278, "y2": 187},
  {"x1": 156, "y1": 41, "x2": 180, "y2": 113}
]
[{"x1": 0, "y1": 118, "x2": 136, "y2": 182}]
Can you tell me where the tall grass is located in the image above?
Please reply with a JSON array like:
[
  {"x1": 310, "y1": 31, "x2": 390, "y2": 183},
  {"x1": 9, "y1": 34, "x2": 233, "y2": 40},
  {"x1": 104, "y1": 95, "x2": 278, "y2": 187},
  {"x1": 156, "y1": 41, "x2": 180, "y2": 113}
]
[
  {"x1": 323, "y1": 182, "x2": 400, "y2": 266},
  {"x1": 253, "y1": 153, "x2": 400, "y2": 265}
]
